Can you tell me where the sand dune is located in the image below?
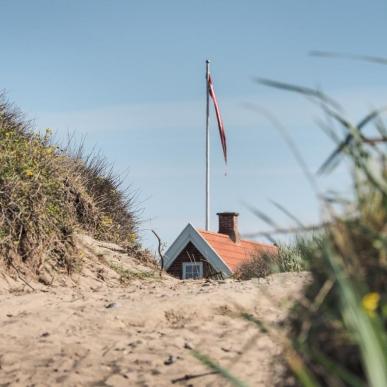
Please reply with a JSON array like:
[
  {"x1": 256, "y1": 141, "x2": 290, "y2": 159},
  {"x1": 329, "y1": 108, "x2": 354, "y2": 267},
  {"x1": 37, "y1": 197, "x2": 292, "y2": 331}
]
[{"x1": 0, "y1": 235, "x2": 310, "y2": 386}]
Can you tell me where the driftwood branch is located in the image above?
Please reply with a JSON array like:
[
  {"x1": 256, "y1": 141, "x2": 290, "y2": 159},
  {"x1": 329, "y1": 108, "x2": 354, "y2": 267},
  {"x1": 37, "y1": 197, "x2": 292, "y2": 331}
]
[
  {"x1": 151, "y1": 229, "x2": 164, "y2": 276},
  {"x1": 9, "y1": 262, "x2": 35, "y2": 291}
]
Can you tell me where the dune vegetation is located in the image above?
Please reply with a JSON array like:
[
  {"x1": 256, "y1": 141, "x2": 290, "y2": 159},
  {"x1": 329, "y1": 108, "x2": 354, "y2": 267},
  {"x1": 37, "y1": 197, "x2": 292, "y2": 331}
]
[{"x1": 0, "y1": 94, "x2": 144, "y2": 280}]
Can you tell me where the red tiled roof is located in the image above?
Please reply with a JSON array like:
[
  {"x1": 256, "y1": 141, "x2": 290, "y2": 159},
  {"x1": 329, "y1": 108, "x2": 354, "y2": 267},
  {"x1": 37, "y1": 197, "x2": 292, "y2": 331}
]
[{"x1": 198, "y1": 229, "x2": 277, "y2": 271}]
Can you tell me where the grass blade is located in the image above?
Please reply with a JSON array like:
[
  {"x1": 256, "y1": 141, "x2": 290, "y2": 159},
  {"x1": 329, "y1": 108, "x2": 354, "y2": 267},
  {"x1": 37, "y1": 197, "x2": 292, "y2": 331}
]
[
  {"x1": 192, "y1": 351, "x2": 248, "y2": 387},
  {"x1": 256, "y1": 78, "x2": 341, "y2": 110},
  {"x1": 270, "y1": 200, "x2": 305, "y2": 228},
  {"x1": 310, "y1": 50, "x2": 387, "y2": 65},
  {"x1": 246, "y1": 204, "x2": 279, "y2": 229}
]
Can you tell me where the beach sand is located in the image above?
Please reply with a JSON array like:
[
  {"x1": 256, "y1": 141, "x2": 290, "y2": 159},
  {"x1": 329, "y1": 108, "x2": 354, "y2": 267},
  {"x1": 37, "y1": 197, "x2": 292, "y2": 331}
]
[{"x1": 0, "y1": 235, "x2": 310, "y2": 386}]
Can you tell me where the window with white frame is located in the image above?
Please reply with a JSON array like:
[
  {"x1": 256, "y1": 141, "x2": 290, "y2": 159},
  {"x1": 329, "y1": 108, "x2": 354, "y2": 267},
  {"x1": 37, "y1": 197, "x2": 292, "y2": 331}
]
[{"x1": 182, "y1": 262, "x2": 203, "y2": 279}]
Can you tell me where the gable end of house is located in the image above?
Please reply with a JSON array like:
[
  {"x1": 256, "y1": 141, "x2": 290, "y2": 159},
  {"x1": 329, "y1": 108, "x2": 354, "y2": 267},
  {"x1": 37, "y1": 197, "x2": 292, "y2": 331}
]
[{"x1": 164, "y1": 223, "x2": 232, "y2": 278}]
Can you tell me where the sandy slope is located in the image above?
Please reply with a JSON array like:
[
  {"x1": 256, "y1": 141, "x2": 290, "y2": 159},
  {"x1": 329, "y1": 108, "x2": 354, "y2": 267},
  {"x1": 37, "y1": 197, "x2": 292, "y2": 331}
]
[{"x1": 0, "y1": 235, "x2": 310, "y2": 387}]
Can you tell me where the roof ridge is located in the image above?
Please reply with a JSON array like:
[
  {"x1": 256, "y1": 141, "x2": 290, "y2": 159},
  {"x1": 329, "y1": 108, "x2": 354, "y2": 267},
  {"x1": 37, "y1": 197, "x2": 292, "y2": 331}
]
[
  {"x1": 197, "y1": 229, "x2": 228, "y2": 237},
  {"x1": 197, "y1": 228, "x2": 275, "y2": 248}
]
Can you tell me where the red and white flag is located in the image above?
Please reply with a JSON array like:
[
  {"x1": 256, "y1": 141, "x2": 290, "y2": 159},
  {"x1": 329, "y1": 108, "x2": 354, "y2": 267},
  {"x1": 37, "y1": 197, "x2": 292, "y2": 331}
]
[{"x1": 208, "y1": 74, "x2": 227, "y2": 164}]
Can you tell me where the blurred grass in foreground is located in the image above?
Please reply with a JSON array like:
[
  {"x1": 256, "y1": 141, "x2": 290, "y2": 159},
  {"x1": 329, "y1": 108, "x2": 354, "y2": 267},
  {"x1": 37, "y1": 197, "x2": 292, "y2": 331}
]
[{"x1": 195, "y1": 74, "x2": 387, "y2": 386}]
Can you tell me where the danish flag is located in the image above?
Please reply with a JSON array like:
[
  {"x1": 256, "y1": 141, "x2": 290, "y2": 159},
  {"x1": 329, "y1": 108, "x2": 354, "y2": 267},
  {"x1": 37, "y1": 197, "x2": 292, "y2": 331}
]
[{"x1": 208, "y1": 74, "x2": 227, "y2": 164}]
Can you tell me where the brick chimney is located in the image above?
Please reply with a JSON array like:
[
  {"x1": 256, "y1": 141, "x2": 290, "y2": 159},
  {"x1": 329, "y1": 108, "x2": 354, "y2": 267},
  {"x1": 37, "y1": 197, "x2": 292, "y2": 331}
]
[{"x1": 217, "y1": 212, "x2": 240, "y2": 243}]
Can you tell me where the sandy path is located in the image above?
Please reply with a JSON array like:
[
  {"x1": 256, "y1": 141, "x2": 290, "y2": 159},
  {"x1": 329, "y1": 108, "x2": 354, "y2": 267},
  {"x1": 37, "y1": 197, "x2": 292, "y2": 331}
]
[
  {"x1": 0, "y1": 273, "x2": 309, "y2": 387},
  {"x1": 0, "y1": 236, "x2": 309, "y2": 386}
]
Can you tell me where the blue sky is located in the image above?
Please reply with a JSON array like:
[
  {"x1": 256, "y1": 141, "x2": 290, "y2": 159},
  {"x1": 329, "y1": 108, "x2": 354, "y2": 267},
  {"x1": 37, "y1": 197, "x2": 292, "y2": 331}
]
[{"x1": 1, "y1": 1, "x2": 387, "y2": 251}]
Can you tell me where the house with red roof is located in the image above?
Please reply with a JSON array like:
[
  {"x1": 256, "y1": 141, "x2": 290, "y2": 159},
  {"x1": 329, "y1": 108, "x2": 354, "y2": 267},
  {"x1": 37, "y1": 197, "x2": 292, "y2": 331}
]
[{"x1": 165, "y1": 212, "x2": 277, "y2": 279}]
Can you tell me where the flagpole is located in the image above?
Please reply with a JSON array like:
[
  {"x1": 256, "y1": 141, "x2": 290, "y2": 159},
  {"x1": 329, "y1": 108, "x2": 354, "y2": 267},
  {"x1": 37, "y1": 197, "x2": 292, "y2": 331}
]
[{"x1": 205, "y1": 59, "x2": 210, "y2": 231}]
